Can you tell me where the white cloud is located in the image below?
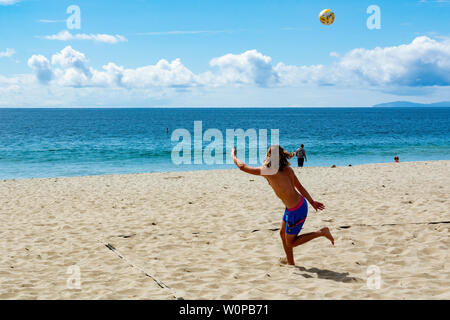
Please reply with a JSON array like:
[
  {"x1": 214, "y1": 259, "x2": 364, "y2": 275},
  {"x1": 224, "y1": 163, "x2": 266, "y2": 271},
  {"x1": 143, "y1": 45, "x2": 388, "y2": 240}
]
[
  {"x1": 206, "y1": 37, "x2": 450, "y2": 88},
  {"x1": 120, "y1": 59, "x2": 198, "y2": 88},
  {"x1": 336, "y1": 36, "x2": 450, "y2": 86},
  {"x1": 22, "y1": 36, "x2": 450, "y2": 90},
  {"x1": 137, "y1": 30, "x2": 231, "y2": 36},
  {"x1": 2, "y1": 36, "x2": 450, "y2": 107},
  {"x1": 209, "y1": 50, "x2": 279, "y2": 87},
  {"x1": 419, "y1": 0, "x2": 450, "y2": 3},
  {"x1": 28, "y1": 47, "x2": 281, "y2": 89},
  {"x1": 0, "y1": 48, "x2": 15, "y2": 58},
  {"x1": 27, "y1": 55, "x2": 53, "y2": 84},
  {"x1": 51, "y1": 46, "x2": 89, "y2": 70},
  {"x1": 0, "y1": 0, "x2": 21, "y2": 5},
  {"x1": 91, "y1": 59, "x2": 199, "y2": 89},
  {"x1": 28, "y1": 46, "x2": 94, "y2": 87},
  {"x1": 38, "y1": 19, "x2": 66, "y2": 23},
  {"x1": 43, "y1": 30, "x2": 127, "y2": 44},
  {"x1": 24, "y1": 46, "x2": 200, "y2": 89},
  {"x1": 329, "y1": 51, "x2": 340, "y2": 58},
  {"x1": 51, "y1": 47, "x2": 92, "y2": 87},
  {"x1": 274, "y1": 63, "x2": 329, "y2": 86},
  {"x1": 258, "y1": 36, "x2": 450, "y2": 88}
]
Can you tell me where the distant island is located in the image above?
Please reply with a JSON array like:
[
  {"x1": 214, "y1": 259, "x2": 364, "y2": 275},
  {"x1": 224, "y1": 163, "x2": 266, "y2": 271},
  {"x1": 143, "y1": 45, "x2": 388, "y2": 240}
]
[{"x1": 373, "y1": 101, "x2": 450, "y2": 108}]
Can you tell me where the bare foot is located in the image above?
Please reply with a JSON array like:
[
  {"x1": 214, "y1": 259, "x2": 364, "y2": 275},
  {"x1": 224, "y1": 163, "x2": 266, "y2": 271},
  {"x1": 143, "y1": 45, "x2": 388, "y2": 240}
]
[
  {"x1": 279, "y1": 257, "x2": 295, "y2": 266},
  {"x1": 321, "y1": 227, "x2": 335, "y2": 245}
]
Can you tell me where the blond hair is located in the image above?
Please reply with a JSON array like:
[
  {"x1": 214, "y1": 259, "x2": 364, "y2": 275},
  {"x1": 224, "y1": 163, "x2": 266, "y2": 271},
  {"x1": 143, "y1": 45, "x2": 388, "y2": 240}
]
[{"x1": 262, "y1": 145, "x2": 294, "y2": 172}]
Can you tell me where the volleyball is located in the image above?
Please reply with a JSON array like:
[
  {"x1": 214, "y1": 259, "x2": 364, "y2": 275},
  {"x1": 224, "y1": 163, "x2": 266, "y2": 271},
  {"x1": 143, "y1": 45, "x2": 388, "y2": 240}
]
[{"x1": 319, "y1": 9, "x2": 335, "y2": 26}]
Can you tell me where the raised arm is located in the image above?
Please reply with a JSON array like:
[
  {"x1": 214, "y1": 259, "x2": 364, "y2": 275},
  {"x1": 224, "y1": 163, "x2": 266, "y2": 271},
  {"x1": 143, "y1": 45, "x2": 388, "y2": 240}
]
[
  {"x1": 231, "y1": 147, "x2": 262, "y2": 176},
  {"x1": 288, "y1": 167, "x2": 325, "y2": 211}
]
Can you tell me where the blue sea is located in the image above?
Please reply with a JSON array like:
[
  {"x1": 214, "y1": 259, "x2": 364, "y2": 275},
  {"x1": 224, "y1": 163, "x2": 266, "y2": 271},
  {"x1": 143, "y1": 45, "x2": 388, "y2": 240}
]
[{"x1": 0, "y1": 108, "x2": 449, "y2": 180}]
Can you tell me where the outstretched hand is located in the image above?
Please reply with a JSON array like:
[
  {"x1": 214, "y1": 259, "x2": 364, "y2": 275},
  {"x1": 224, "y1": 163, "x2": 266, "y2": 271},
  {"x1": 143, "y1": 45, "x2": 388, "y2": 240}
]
[
  {"x1": 311, "y1": 201, "x2": 325, "y2": 211},
  {"x1": 231, "y1": 147, "x2": 242, "y2": 167},
  {"x1": 231, "y1": 146, "x2": 237, "y2": 159}
]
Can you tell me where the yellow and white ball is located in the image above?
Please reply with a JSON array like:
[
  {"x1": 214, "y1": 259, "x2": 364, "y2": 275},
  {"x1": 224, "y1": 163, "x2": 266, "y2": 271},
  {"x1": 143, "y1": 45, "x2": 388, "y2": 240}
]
[{"x1": 319, "y1": 9, "x2": 335, "y2": 26}]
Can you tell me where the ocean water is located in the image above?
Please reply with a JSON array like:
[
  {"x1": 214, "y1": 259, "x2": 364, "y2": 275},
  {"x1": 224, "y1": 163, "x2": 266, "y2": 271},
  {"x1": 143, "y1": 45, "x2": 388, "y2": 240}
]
[{"x1": 0, "y1": 107, "x2": 449, "y2": 179}]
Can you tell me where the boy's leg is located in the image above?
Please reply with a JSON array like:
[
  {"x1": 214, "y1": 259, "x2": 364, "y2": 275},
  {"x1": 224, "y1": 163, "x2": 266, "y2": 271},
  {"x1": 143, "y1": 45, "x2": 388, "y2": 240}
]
[
  {"x1": 280, "y1": 221, "x2": 295, "y2": 265},
  {"x1": 286, "y1": 227, "x2": 334, "y2": 249}
]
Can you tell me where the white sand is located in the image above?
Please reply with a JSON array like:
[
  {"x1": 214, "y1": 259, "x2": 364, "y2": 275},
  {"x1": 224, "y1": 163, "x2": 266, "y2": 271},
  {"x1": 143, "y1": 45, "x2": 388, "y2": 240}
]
[{"x1": 0, "y1": 161, "x2": 449, "y2": 299}]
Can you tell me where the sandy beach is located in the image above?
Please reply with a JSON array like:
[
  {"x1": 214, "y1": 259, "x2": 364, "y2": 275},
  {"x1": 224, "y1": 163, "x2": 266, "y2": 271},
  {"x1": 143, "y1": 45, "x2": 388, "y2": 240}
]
[{"x1": 0, "y1": 161, "x2": 449, "y2": 300}]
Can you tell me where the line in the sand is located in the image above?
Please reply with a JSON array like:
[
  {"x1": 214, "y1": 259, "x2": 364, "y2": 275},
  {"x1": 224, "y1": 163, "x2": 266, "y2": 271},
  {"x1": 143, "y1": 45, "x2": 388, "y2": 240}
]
[
  {"x1": 248, "y1": 220, "x2": 450, "y2": 232},
  {"x1": 195, "y1": 220, "x2": 450, "y2": 234},
  {"x1": 107, "y1": 220, "x2": 450, "y2": 240},
  {"x1": 98, "y1": 239, "x2": 184, "y2": 300},
  {"x1": 337, "y1": 220, "x2": 450, "y2": 230}
]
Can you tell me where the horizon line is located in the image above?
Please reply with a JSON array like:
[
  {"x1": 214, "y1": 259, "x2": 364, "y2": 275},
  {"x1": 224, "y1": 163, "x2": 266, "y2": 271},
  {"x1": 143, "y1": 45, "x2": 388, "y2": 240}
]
[{"x1": 0, "y1": 106, "x2": 377, "y2": 109}]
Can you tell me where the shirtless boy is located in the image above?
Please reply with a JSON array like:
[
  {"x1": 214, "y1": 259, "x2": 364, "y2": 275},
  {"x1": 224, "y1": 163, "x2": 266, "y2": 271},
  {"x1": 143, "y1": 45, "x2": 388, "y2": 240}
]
[{"x1": 231, "y1": 145, "x2": 334, "y2": 265}]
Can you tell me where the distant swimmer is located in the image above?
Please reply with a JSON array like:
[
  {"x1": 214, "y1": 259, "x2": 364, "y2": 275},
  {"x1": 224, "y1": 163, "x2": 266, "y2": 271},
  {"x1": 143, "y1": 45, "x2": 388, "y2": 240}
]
[
  {"x1": 231, "y1": 145, "x2": 334, "y2": 266},
  {"x1": 394, "y1": 156, "x2": 400, "y2": 163}
]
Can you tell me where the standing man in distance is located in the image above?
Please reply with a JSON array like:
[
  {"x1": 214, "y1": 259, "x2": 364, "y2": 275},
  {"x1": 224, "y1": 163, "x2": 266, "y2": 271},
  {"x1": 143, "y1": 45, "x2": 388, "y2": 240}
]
[{"x1": 296, "y1": 144, "x2": 307, "y2": 167}]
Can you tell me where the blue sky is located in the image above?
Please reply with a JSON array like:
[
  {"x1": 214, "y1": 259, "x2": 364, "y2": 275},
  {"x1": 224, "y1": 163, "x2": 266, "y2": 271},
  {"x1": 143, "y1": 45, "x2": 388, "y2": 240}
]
[{"x1": 0, "y1": 0, "x2": 449, "y2": 107}]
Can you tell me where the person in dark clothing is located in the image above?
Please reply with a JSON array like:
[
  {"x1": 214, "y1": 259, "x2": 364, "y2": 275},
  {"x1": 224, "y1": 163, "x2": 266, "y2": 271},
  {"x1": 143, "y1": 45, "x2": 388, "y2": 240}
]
[{"x1": 295, "y1": 145, "x2": 307, "y2": 167}]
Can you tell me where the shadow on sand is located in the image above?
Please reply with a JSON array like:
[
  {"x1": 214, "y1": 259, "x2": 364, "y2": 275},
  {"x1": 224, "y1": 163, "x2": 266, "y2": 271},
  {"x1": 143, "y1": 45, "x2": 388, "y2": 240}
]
[{"x1": 294, "y1": 266, "x2": 363, "y2": 283}]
